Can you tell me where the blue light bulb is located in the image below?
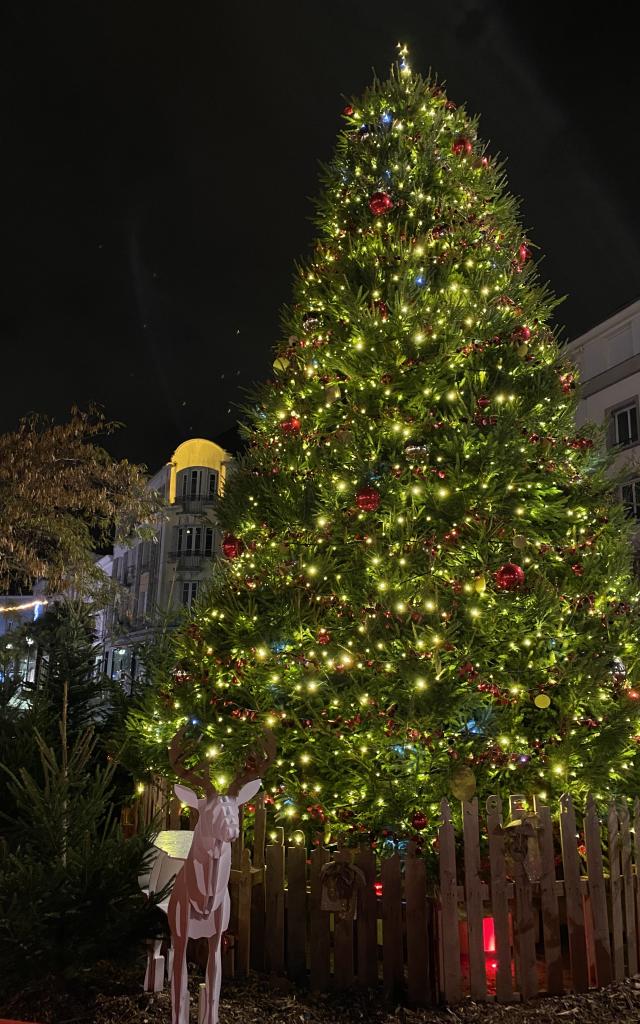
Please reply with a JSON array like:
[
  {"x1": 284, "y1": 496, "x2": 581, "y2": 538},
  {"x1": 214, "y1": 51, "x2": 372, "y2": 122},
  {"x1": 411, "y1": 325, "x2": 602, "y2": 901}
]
[{"x1": 414, "y1": 274, "x2": 426, "y2": 287}]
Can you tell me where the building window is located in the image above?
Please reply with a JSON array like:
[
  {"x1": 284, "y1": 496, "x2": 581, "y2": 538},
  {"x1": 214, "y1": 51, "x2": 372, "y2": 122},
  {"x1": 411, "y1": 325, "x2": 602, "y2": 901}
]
[
  {"x1": 621, "y1": 480, "x2": 640, "y2": 519},
  {"x1": 204, "y1": 528, "x2": 213, "y2": 556},
  {"x1": 177, "y1": 527, "x2": 203, "y2": 554},
  {"x1": 181, "y1": 581, "x2": 198, "y2": 607},
  {"x1": 181, "y1": 469, "x2": 201, "y2": 498},
  {"x1": 208, "y1": 471, "x2": 218, "y2": 499},
  {"x1": 613, "y1": 404, "x2": 639, "y2": 447}
]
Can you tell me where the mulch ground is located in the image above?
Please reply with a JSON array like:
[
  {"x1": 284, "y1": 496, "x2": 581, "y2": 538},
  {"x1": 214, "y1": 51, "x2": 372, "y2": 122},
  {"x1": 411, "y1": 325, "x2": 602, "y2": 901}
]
[{"x1": 3, "y1": 960, "x2": 640, "y2": 1024}]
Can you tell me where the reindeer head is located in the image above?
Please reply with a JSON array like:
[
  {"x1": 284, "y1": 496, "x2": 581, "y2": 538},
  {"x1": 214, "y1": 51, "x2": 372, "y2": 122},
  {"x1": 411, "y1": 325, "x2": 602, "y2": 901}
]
[{"x1": 167, "y1": 727, "x2": 276, "y2": 843}]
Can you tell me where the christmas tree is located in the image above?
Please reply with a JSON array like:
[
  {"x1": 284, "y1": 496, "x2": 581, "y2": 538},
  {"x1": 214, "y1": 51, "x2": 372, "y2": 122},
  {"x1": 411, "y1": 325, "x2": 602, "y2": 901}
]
[{"x1": 131, "y1": 48, "x2": 640, "y2": 849}]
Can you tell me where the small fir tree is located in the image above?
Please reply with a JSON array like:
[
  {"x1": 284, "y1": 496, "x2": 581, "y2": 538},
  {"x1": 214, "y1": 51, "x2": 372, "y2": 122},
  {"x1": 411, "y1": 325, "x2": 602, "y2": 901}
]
[
  {"x1": 130, "y1": 49, "x2": 640, "y2": 849},
  {"x1": 0, "y1": 728, "x2": 159, "y2": 997}
]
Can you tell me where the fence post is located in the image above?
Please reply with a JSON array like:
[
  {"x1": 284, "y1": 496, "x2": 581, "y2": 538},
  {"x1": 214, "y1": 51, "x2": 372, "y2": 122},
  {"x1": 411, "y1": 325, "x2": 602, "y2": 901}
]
[
  {"x1": 381, "y1": 851, "x2": 403, "y2": 999},
  {"x1": 533, "y1": 795, "x2": 563, "y2": 995},
  {"x1": 509, "y1": 794, "x2": 537, "y2": 1001},
  {"x1": 309, "y1": 846, "x2": 330, "y2": 991},
  {"x1": 583, "y1": 794, "x2": 612, "y2": 988},
  {"x1": 405, "y1": 843, "x2": 430, "y2": 1005},
  {"x1": 286, "y1": 839, "x2": 307, "y2": 982},
  {"x1": 250, "y1": 793, "x2": 267, "y2": 971},
  {"x1": 438, "y1": 798, "x2": 462, "y2": 1003},
  {"x1": 265, "y1": 827, "x2": 285, "y2": 975},
  {"x1": 559, "y1": 794, "x2": 589, "y2": 992},
  {"x1": 619, "y1": 801, "x2": 638, "y2": 976},
  {"x1": 486, "y1": 795, "x2": 515, "y2": 1003},
  {"x1": 355, "y1": 845, "x2": 378, "y2": 989},
  {"x1": 608, "y1": 802, "x2": 625, "y2": 980},
  {"x1": 462, "y1": 797, "x2": 486, "y2": 1001}
]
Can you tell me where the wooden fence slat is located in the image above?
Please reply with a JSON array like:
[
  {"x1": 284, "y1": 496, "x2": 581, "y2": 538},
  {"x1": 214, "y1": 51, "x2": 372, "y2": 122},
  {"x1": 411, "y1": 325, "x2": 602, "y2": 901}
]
[
  {"x1": 462, "y1": 798, "x2": 486, "y2": 1001},
  {"x1": 381, "y1": 851, "x2": 403, "y2": 999},
  {"x1": 559, "y1": 794, "x2": 589, "y2": 992},
  {"x1": 231, "y1": 807, "x2": 244, "y2": 870},
  {"x1": 619, "y1": 802, "x2": 638, "y2": 976},
  {"x1": 265, "y1": 829, "x2": 285, "y2": 974},
  {"x1": 332, "y1": 849, "x2": 356, "y2": 989},
  {"x1": 532, "y1": 796, "x2": 563, "y2": 995},
  {"x1": 608, "y1": 802, "x2": 625, "y2": 981},
  {"x1": 486, "y1": 796, "x2": 515, "y2": 1003},
  {"x1": 405, "y1": 845, "x2": 430, "y2": 1006},
  {"x1": 236, "y1": 847, "x2": 252, "y2": 977},
  {"x1": 355, "y1": 847, "x2": 378, "y2": 989},
  {"x1": 248, "y1": 797, "x2": 266, "y2": 972},
  {"x1": 253, "y1": 792, "x2": 267, "y2": 869},
  {"x1": 634, "y1": 798, "x2": 640, "y2": 972},
  {"x1": 286, "y1": 843, "x2": 308, "y2": 982},
  {"x1": 438, "y1": 798, "x2": 462, "y2": 1004},
  {"x1": 583, "y1": 794, "x2": 612, "y2": 988},
  {"x1": 511, "y1": 840, "x2": 538, "y2": 1000},
  {"x1": 309, "y1": 847, "x2": 330, "y2": 991},
  {"x1": 169, "y1": 792, "x2": 181, "y2": 830}
]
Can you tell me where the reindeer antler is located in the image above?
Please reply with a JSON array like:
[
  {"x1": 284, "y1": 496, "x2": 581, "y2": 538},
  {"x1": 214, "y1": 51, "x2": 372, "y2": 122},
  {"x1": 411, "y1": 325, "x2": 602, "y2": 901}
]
[
  {"x1": 226, "y1": 729, "x2": 277, "y2": 797},
  {"x1": 168, "y1": 725, "x2": 216, "y2": 798}
]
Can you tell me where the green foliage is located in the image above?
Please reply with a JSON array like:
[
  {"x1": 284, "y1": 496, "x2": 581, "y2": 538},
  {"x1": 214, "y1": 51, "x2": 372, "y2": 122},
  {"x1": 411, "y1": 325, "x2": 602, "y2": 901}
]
[
  {"x1": 0, "y1": 728, "x2": 160, "y2": 997},
  {"x1": 0, "y1": 599, "x2": 134, "y2": 824},
  {"x1": 130, "y1": 54, "x2": 640, "y2": 851},
  {"x1": 0, "y1": 406, "x2": 161, "y2": 594}
]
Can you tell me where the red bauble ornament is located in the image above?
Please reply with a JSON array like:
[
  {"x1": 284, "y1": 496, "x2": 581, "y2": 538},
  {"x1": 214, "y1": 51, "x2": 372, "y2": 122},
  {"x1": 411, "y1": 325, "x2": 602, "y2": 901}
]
[
  {"x1": 476, "y1": 396, "x2": 491, "y2": 409},
  {"x1": 511, "y1": 325, "x2": 531, "y2": 343},
  {"x1": 571, "y1": 563, "x2": 584, "y2": 576},
  {"x1": 452, "y1": 135, "x2": 473, "y2": 156},
  {"x1": 222, "y1": 534, "x2": 243, "y2": 559},
  {"x1": 373, "y1": 298, "x2": 389, "y2": 320},
  {"x1": 411, "y1": 811, "x2": 428, "y2": 830},
  {"x1": 517, "y1": 243, "x2": 532, "y2": 264},
  {"x1": 316, "y1": 629, "x2": 331, "y2": 645},
  {"x1": 494, "y1": 563, "x2": 525, "y2": 591},
  {"x1": 280, "y1": 415, "x2": 301, "y2": 434},
  {"x1": 343, "y1": 104, "x2": 354, "y2": 116},
  {"x1": 369, "y1": 191, "x2": 394, "y2": 216},
  {"x1": 356, "y1": 485, "x2": 381, "y2": 512}
]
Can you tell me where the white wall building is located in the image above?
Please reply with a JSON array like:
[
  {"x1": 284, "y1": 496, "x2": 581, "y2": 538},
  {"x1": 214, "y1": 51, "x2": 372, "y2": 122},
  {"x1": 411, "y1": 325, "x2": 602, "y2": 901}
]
[
  {"x1": 98, "y1": 437, "x2": 232, "y2": 684},
  {"x1": 565, "y1": 298, "x2": 640, "y2": 525}
]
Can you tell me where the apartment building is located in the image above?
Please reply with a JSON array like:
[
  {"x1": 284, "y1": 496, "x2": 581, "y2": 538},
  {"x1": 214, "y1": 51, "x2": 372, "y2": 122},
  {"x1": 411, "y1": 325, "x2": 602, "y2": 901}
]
[
  {"x1": 565, "y1": 298, "x2": 640, "y2": 527},
  {"x1": 99, "y1": 437, "x2": 231, "y2": 683}
]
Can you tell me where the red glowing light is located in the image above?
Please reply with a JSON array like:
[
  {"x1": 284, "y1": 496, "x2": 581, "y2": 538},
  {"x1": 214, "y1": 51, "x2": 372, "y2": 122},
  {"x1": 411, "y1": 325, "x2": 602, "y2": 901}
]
[
  {"x1": 374, "y1": 881, "x2": 383, "y2": 897},
  {"x1": 483, "y1": 917, "x2": 495, "y2": 953}
]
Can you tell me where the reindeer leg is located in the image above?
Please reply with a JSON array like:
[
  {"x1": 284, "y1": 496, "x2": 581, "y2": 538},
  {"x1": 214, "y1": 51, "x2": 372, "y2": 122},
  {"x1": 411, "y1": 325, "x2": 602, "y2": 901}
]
[
  {"x1": 202, "y1": 894, "x2": 230, "y2": 1024},
  {"x1": 169, "y1": 888, "x2": 191, "y2": 1024}
]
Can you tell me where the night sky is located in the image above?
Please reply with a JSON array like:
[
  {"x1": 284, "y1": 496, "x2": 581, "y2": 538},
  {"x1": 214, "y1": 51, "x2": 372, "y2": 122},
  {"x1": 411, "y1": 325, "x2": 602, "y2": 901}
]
[{"x1": 2, "y1": 1, "x2": 639, "y2": 471}]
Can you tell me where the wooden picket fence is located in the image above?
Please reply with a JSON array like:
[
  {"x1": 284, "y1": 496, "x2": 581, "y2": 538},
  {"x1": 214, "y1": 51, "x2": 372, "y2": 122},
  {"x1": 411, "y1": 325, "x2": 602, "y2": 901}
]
[{"x1": 125, "y1": 781, "x2": 640, "y2": 1005}]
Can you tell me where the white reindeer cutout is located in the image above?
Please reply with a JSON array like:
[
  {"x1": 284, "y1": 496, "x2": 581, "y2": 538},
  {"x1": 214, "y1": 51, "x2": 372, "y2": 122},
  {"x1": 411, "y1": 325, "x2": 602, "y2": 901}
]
[{"x1": 166, "y1": 726, "x2": 276, "y2": 1024}]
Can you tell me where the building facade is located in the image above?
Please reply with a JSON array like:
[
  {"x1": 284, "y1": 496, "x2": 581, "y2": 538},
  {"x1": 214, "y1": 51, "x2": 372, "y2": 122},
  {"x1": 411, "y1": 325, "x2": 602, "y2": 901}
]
[
  {"x1": 566, "y1": 298, "x2": 640, "y2": 532},
  {"x1": 99, "y1": 438, "x2": 232, "y2": 683}
]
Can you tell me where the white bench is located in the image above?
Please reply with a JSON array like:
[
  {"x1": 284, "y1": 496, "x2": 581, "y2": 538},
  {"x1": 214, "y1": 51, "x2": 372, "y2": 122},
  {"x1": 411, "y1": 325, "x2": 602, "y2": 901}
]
[{"x1": 141, "y1": 831, "x2": 193, "y2": 992}]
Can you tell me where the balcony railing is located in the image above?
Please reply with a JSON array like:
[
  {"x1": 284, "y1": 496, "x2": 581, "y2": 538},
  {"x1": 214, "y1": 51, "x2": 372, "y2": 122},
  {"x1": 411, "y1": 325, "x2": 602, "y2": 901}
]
[
  {"x1": 168, "y1": 550, "x2": 215, "y2": 569},
  {"x1": 175, "y1": 497, "x2": 217, "y2": 513}
]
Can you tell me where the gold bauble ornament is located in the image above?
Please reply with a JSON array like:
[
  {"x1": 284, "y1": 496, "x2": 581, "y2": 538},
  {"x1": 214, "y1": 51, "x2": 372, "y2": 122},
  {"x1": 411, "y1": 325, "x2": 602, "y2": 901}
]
[
  {"x1": 325, "y1": 385, "x2": 342, "y2": 405},
  {"x1": 473, "y1": 575, "x2": 486, "y2": 593},
  {"x1": 513, "y1": 534, "x2": 527, "y2": 550},
  {"x1": 517, "y1": 343, "x2": 529, "y2": 357},
  {"x1": 273, "y1": 356, "x2": 290, "y2": 373},
  {"x1": 450, "y1": 765, "x2": 477, "y2": 802},
  {"x1": 534, "y1": 693, "x2": 551, "y2": 709}
]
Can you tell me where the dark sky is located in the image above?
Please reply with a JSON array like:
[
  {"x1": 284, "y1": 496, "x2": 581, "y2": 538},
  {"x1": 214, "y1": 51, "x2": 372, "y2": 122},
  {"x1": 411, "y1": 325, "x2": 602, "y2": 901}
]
[{"x1": 2, "y1": 1, "x2": 639, "y2": 470}]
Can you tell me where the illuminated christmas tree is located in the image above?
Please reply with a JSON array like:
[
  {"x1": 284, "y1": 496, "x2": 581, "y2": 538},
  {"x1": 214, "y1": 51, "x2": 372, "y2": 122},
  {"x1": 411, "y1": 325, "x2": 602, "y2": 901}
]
[{"x1": 131, "y1": 48, "x2": 640, "y2": 849}]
